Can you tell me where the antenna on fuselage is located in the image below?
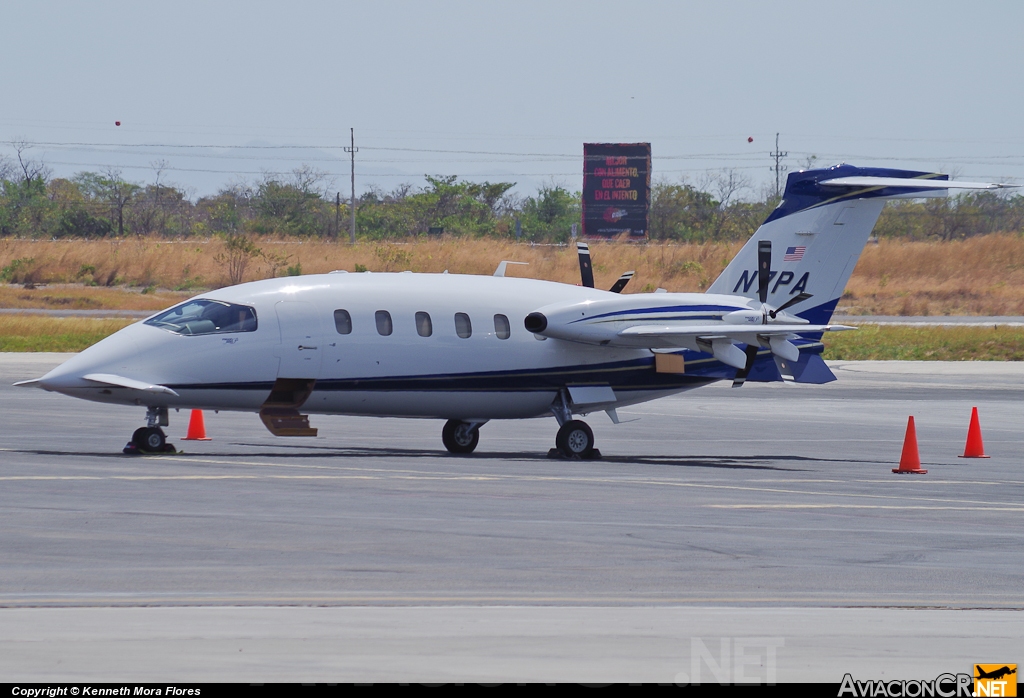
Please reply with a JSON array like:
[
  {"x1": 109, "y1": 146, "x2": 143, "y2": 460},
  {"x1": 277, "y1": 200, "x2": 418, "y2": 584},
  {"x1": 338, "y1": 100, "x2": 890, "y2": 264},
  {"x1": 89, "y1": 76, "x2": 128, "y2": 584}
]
[{"x1": 493, "y1": 260, "x2": 529, "y2": 277}]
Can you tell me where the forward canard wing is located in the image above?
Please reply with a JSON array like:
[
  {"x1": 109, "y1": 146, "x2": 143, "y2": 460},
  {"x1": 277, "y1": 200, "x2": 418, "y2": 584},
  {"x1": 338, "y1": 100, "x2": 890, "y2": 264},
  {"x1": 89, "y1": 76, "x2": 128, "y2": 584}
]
[
  {"x1": 15, "y1": 372, "x2": 180, "y2": 396},
  {"x1": 82, "y1": 373, "x2": 180, "y2": 396}
]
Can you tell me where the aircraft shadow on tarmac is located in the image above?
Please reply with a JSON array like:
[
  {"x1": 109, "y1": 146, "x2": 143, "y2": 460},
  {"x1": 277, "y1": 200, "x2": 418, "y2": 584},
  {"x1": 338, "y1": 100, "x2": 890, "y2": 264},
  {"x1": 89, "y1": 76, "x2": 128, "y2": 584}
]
[
  {"x1": 10, "y1": 444, "x2": 877, "y2": 472},
  {"x1": 242, "y1": 441, "x2": 880, "y2": 471},
  {"x1": 213, "y1": 441, "x2": 814, "y2": 470}
]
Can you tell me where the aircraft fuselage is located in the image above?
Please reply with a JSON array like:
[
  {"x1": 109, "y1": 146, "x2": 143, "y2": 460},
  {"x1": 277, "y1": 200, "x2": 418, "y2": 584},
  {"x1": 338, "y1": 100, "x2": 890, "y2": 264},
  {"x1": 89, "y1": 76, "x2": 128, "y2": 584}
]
[{"x1": 36, "y1": 272, "x2": 746, "y2": 421}]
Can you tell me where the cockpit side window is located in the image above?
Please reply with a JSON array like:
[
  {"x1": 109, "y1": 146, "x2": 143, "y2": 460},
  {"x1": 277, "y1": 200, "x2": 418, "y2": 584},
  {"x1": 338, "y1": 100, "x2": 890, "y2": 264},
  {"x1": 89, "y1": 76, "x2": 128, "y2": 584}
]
[{"x1": 145, "y1": 299, "x2": 258, "y2": 336}]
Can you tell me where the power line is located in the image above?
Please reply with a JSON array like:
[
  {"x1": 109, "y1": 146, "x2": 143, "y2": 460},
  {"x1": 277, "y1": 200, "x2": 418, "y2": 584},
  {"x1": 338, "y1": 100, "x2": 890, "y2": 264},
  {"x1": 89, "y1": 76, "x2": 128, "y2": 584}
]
[
  {"x1": 1, "y1": 139, "x2": 797, "y2": 161},
  {"x1": 29, "y1": 159, "x2": 771, "y2": 178},
  {"x1": 770, "y1": 132, "x2": 788, "y2": 198}
]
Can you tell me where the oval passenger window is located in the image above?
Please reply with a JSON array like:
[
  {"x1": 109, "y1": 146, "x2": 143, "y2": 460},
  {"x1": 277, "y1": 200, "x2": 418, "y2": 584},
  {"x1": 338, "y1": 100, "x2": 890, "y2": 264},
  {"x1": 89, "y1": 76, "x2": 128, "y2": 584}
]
[
  {"x1": 454, "y1": 313, "x2": 472, "y2": 339},
  {"x1": 375, "y1": 310, "x2": 393, "y2": 336},
  {"x1": 416, "y1": 311, "x2": 432, "y2": 337},
  {"x1": 334, "y1": 309, "x2": 352, "y2": 334},
  {"x1": 494, "y1": 314, "x2": 510, "y2": 339}
]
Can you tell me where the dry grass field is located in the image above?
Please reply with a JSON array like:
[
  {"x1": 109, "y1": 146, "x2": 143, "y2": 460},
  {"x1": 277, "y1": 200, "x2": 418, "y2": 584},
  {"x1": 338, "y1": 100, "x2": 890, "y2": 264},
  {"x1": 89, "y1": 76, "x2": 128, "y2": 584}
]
[
  {"x1": 0, "y1": 317, "x2": 134, "y2": 352},
  {"x1": 844, "y1": 235, "x2": 1024, "y2": 316},
  {"x1": 2, "y1": 234, "x2": 1024, "y2": 315}
]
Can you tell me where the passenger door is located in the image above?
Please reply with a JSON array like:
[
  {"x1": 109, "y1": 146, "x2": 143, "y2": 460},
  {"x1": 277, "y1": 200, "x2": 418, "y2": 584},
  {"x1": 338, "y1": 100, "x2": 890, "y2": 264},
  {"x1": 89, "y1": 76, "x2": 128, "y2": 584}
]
[{"x1": 274, "y1": 301, "x2": 323, "y2": 379}]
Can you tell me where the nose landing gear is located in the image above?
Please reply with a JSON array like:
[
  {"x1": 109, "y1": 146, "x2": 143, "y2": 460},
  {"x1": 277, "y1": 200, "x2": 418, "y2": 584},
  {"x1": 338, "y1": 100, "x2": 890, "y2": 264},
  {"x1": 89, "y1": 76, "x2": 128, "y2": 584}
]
[
  {"x1": 123, "y1": 406, "x2": 177, "y2": 454},
  {"x1": 131, "y1": 426, "x2": 167, "y2": 452}
]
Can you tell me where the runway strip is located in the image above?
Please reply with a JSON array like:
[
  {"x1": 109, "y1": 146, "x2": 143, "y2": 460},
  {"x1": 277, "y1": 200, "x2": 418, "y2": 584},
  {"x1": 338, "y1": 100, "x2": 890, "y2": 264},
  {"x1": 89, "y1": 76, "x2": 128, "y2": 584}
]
[
  {"x1": 1, "y1": 606, "x2": 1017, "y2": 683},
  {"x1": 2, "y1": 353, "x2": 1022, "y2": 681}
]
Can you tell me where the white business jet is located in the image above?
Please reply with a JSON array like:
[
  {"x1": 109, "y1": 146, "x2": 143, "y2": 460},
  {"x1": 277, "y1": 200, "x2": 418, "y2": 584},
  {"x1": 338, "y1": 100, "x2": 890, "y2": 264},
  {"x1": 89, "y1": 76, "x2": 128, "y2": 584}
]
[{"x1": 14, "y1": 165, "x2": 1012, "y2": 457}]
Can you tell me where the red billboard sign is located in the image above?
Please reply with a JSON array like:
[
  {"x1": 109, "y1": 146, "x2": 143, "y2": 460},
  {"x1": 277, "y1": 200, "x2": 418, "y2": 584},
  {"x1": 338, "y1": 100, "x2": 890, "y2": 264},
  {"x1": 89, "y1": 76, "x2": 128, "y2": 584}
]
[{"x1": 582, "y1": 143, "x2": 651, "y2": 239}]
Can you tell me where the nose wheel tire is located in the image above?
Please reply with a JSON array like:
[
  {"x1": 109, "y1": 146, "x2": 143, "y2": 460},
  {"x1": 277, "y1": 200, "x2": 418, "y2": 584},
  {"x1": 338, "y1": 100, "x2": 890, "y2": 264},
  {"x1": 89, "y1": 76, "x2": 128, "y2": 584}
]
[
  {"x1": 442, "y1": 419, "x2": 480, "y2": 454},
  {"x1": 556, "y1": 420, "x2": 595, "y2": 459},
  {"x1": 132, "y1": 427, "x2": 167, "y2": 453}
]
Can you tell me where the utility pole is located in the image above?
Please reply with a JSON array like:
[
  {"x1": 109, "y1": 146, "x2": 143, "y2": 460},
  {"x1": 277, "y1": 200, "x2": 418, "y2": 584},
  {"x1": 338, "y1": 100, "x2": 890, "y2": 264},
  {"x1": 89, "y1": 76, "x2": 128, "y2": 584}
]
[
  {"x1": 334, "y1": 192, "x2": 341, "y2": 241},
  {"x1": 770, "y1": 132, "x2": 788, "y2": 199},
  {"x1": 344, "y1": 128, "x2": 358, "y2": 244}
]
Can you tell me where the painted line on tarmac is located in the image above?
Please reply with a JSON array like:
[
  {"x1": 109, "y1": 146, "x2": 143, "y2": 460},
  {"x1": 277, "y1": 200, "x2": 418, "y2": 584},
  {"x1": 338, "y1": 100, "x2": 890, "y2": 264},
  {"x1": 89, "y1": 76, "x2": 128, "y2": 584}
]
[
  {"x1": 709, "y1": 504, "x2": 1024, "y2": 511},
  {"x1": 2, "y1": 465, "x2": 1021, "y2": 510},
  {"x1": 0, "y1": 472, "x2": 399, "y2": 481},
  {"x1": 1, "y1": 594, "x2": 1023, "y2": 608},
  {"x1": 132, "y1": 456, "x2": 1024, "y2": 507},
  {"x1": 752, "y1": 477, "x2": 1024, "y2": 486}
]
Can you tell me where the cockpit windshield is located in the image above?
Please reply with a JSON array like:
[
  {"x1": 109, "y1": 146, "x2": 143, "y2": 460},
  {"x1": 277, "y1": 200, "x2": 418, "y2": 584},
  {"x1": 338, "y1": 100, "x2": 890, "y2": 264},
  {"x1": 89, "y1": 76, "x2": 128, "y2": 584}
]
[{"x1": 145, "y1": 299, "x2": 258, "y2": 335}]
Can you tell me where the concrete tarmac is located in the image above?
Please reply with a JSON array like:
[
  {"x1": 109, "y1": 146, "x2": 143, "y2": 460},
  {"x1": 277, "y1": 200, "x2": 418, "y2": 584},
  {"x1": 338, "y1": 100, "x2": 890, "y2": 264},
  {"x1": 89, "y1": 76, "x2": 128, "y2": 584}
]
[{"x1": 1, "y1": 353, "x2": 1022, "y2": 682}]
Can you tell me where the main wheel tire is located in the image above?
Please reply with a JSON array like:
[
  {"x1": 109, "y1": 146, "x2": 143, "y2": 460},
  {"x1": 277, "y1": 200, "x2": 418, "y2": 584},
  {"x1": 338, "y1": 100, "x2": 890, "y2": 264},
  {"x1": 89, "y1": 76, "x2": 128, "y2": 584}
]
[
  {"x1": 442, "y1": 419, "x2": 479, "y2": 454},
  {"x1": 137, "y1": 427, "x2": 166, "y2": 453},
  {"x1": 556, "y1": 420, "x2": 594, "y2": 459}
]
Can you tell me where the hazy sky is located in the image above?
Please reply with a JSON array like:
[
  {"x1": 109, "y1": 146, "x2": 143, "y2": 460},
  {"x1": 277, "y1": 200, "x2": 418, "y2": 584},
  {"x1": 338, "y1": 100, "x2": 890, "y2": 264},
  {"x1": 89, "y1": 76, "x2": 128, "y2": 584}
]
[{"x1": 2, "y1": 1, "x2": 1022, "y2": 198}]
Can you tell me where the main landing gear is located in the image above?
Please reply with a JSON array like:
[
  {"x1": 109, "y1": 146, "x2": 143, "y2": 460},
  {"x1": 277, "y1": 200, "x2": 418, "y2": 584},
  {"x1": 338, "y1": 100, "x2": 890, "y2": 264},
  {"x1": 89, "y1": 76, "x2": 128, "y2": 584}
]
[
  {"x1": 442, "y1": 419, "x2": 483, "y2": 454},
  {"x1": 555, "y1": 420, "x2": 596, "y2": 459},
  {"x1": 441, "y1": 392, "x2": 602, "y2": 459},
  {"x1": 123, "y1": 406, "x2": 177, "y2": 454},
  {"x1": 548, "y1": 389, "x2": 600, "y2": 460}
]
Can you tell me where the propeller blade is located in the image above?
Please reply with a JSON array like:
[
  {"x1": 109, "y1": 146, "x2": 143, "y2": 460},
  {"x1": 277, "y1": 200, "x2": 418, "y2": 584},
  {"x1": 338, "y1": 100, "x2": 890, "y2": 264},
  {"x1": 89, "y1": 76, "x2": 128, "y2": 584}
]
[
  {"x1": 732, "y1": 344, "x2": 761, "y2": 388},
  {"x1": 609, "y1": 271, "x2": 634, "y2": 293},
  {"x1": 769, "y1": 292, "x2": 813, "y2": 318},
  {"x1": 577, "y1": 241, "x2": 595, "y2": 288},
  {"x1": 757, "y1": 240, "x2": 771, "y2": 304}
]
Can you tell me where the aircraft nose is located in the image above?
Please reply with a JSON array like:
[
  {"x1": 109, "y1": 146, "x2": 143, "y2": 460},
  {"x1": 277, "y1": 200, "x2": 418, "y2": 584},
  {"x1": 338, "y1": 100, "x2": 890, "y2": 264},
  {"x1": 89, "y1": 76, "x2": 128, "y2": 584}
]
[
  {"x1": 524, "y1": 312, "x2": 547, "y2": 334},
  {"x1": 36, "y1": 328, "x2": 143, "y2": 393}
]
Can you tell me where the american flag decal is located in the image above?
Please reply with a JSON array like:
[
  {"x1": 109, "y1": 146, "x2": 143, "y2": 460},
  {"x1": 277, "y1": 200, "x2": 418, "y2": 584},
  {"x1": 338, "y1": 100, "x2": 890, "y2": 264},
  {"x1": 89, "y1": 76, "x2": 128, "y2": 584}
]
[{"x1": 784, "y1": 246, "x2": 806, "y2": 262}]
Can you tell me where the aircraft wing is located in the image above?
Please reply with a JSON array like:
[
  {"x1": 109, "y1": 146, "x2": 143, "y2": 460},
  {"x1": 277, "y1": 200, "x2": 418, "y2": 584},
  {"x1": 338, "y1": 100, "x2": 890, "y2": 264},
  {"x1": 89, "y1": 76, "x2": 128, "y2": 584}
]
[
  {"x1": 617, "y1": 323, "x2": 854, "y2": 339},
  {"x1": 83, "y1": 373, "x2": 180, "y2": 396},
  {"x1": 614, "y1": 323, "x2": 854, "y2": 369}
]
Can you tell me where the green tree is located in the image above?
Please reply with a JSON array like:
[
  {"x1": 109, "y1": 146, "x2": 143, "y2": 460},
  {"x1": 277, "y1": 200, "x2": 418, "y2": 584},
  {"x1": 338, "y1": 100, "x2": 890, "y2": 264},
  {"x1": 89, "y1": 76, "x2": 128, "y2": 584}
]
[
  {"x1": 251, "y1": 167, "x2": 331, "y2": 236},
  {"x1": 73, "y1": 170, "x2": 141, "y2": 236},
  {"x1": 518, "y1": 184, "x2": 580, "y2": 242},
  {"x1": 649, "y1": 181, "x2": 718, "y2": 241}
]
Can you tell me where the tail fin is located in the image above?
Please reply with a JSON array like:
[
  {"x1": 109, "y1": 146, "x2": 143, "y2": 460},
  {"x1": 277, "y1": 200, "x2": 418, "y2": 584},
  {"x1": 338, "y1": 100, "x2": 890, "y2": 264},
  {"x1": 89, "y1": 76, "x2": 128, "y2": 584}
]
[{"x1": 706, "y1": 164, "x2": 1004, "y2": 324}]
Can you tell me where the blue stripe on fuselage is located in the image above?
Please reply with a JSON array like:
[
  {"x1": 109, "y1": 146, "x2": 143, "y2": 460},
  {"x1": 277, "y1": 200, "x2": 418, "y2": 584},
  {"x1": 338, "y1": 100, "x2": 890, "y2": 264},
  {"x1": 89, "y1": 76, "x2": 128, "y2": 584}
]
[
  {"x1": 167, "y1": 343, "x2": 826, "y2": 394},
  {"x1": 570, "y1": 304, "x2": 742, "y2": 324}
]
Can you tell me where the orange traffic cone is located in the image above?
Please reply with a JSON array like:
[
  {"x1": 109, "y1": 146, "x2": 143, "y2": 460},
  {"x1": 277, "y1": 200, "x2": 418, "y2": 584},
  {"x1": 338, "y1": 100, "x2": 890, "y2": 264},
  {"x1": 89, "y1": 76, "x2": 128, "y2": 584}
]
[
  {"x1": 182, "y1": 409, "x2": 211, "y2": 441},
  {"x1": 959, "y1": 406, "x2": 990, "y2": 458},
  {"x1": 893, "y1": 416, "x2": 927, "y2": 474}
]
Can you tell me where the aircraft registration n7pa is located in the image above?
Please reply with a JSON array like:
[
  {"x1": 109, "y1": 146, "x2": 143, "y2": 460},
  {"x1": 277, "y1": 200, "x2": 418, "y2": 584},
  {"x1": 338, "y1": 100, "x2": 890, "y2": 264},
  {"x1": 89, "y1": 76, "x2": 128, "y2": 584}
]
[{"x1": 15, "y1": 165, "x2": 1014, "y2": 457}]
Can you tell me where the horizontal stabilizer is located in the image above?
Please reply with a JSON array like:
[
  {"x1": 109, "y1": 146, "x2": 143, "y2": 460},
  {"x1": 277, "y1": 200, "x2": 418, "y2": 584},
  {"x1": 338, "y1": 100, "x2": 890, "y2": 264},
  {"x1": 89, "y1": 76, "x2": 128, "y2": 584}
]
[
  {"x1": 83, "y1": 373, "x2": 180, "y2": 396},
  {"x1": 820, "y1": 176, "x2": 1015, "y2": 191}
]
